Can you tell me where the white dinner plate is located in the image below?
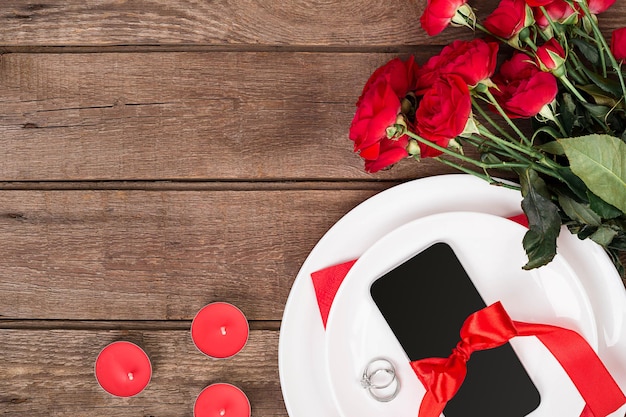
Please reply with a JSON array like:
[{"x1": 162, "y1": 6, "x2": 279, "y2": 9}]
[
  {"x1": 325, "y1": 212, "x2": 598, "y2": 417},
  {"x1": 278, "y1": 175, "x2": 626, "y2": 417}
]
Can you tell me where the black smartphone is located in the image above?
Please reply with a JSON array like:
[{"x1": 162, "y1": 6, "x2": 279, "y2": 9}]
[{"x1": 369, "y1": 242, "x2": 540, "y2": 417}]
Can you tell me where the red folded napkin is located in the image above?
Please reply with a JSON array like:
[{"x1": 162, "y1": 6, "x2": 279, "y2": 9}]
[
  {"x1": 311, "y1": 259, "x2": 356, "y2": 328},
  {"x1": 309, "y1": 213, "x2": 626, "y2": 417}
]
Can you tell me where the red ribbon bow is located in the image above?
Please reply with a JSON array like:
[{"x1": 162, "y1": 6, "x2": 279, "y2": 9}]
[{"x1": 410, "y1": 302, "x2": 626, "y2": 417}]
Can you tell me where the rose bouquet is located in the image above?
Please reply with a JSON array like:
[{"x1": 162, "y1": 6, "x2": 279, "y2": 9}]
[{"x1": 349, "y1": 0, "x2": 626, "y2": 274}]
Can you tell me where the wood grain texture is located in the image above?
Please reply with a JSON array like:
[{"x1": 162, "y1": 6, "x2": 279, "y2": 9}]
[
  {"x1": 0, "y1": 1, "x2": 625, "y2": 414},
  {"x1": 1, "y1": 187, "x2": 618, "y2": 322},
  {"x1": 0, "y1": 188, "x2": 384, "y2": 321},
  {"x1": 0, "y1": 0, "x2": 482, "y2": 47},
  {"x1": 0, "y1": 328, "x2": 285, "y2": 417},
  {"x1": 0, "y1": 1, "x2": 622, "y2": 48},
  {"x1": 0, "y1": 51, "x2": 465, "y2": 181}
]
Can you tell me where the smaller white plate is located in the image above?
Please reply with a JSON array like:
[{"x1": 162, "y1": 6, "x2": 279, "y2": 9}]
[{"x1": 325, "y1": 212, "x2": 598, "y2": 417}]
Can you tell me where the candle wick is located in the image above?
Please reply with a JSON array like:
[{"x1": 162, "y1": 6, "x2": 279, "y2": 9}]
[
  {"x1": 219, "y1": 409, "x2": 226, "y2": 416},
  {"x1": 220, "y1": 326, "x2": 227, "y2": 336},
  {"x1": 127, "y1": 372, "x2": 134, "y2": 381}
]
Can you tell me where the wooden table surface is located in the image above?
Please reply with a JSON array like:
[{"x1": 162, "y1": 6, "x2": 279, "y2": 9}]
[{"x1": 0, "y1": 1, "x2": 624, "y2": 416}]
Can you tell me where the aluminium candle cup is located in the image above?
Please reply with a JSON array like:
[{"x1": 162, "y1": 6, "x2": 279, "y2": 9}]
[
  {"x1": 94, "y1": 341, "x2": 152, "y2": 397},
  {"x1": 194, "y1": 383, "x2": 251, "y2": 417},
  {"x1": 191, "y1": 302, "x2": 249, "y2": 359}
]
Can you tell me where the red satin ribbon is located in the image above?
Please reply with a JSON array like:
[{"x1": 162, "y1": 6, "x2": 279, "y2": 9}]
[
  {"x1": 310, "y1": 214, "x2": 624, "y2": 416},
  {"x1": 410, "y1": 302, "x2": 626, "y2": 417}
]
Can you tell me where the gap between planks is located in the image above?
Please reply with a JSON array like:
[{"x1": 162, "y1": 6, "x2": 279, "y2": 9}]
[
  {"x1": 0, "y1": 180, "x2": 404, "y2": 191},
  {"x1": 0, "y1": 319, "x2": 281, "y2": 331},
  {"x1": 0, "y1": 44, "x2": 446, "y2": 54}
]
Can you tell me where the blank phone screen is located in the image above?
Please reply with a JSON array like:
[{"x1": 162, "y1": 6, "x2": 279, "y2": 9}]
[{"x1": 369, "y1": 242, "x2": 540, "y2": 417}]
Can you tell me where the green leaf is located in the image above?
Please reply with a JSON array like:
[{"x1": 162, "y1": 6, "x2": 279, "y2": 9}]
[
  {"x1": 608, "y1": 233, "x2": 626, "y2": 250},
  {"x1": 578, "y1": 84, "x2": 620, "y2": 107},
  {"x1": 559, "y1": 134, "x2": 626, "y2": 214},
  {"x1": 557, "y1": 193, "x2": 602, "y2": 226},
  {"x1": 560, "y1": 94, "x2": 575, "y2": 128},
  {"x1": 589, "y1": 225, "x2": 618, "y2": 246},
  {"x1": 558, "y1": 93, "x2": 577, "y2": 135},
  {"x1": 537, "y1": 141, "x2": 565, "y2": 155},
  {"x1": 519, "y1": 169, "x2": 562, "y2": 270},
  {"x1": 573, "y1": 224, "x2": 598, "y2": 240},
  {"x1": 580, "y1": 66, "x2": 623, "y2": 97},
  {"x1": 571, "y1": 38, "x2": 599, "y2": 65},
  {"x1": 581, "y1": 102, "x2": 611, "y2": 119},
  {"x1": 555, "y1": 166, "x2": 590, "y2": 201},
  {"x1": 587, "y1": 191, "x2": 623, "y2": 219}
]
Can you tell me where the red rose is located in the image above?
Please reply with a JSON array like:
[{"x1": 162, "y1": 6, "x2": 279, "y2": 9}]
[
  {"x1": 350, "y1": 81, "x2": 402, "y2": 155},
  {"x1": 363, "y1": 136, "x2": 410, "y2": 173},
  {"x1": 416, "y1": 39, "x2": 499, "y2": 93},
  {"x1": 484, "y1": 0, "x2": 533, "y2": 40},
  {"x1": 525, "y1": 0, "x2": 553, "y2": 6},
  {"x1": 491, "y1": 53, "x2": 558, "y2": 118},
  {"x1": 356, "y1": 57, "x2": 418, "y2": 107},
  {"x1": 416, "y1": 75, "x2": 471, "y2": 157},
  {"x1": 420, "y1": 0, "x2": 469, "y2": 36},
  {"x1": 611, "y1": 27, "x2": 626, "y2": 62},
  {"x1": 587, "y1": 0, "x2": 615, "y2": 14},
  {"x1": 349, "y1": 57, "x2": 418, "y2": 171},
  {"x1": 534, "y1": 0, "x2": 577, "y2": 29},
  {"x1": 535, "y1": 38, "x2": 566, "y2": 74}
]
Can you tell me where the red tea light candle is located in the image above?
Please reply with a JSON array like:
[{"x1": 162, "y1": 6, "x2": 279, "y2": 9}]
[
  {"x1": 94, "y1": 341, "x2": 152, "y2": 397},
  {"x1": 191, "y1": 302, "x2": 249, "y2": 358},
  {"x1": 194, "y1": 383, "x2": 251, "y2": 417}
]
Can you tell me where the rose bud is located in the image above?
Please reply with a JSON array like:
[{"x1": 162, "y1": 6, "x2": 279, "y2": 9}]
[{"x1": 535, "y1": 38, "x2": 567, "y2": 77}]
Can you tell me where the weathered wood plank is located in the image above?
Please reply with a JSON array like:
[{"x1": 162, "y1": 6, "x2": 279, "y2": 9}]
[
  {"x1": 0, "y1": 0, "x2": 468, "y2": 48},
  {"x1": 2, "y1": 187, "x2": 618, "y2": 321},
  {"x1": 0, "y1": 188, "x2": 383, "y2": 321},
  {"x1": 0, "y1": 51, "x2": 462, "y2": 181},
  {"x1": 0, "y1": 328, "x2": 286, "y2": 417},
  {"x1": 0, "y1": 1, "x2": 623, "y2": 47}
]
